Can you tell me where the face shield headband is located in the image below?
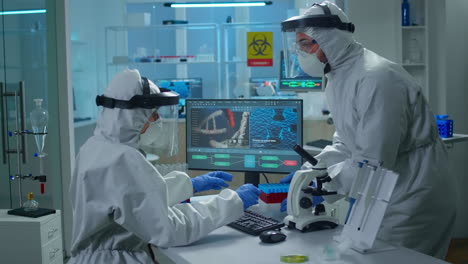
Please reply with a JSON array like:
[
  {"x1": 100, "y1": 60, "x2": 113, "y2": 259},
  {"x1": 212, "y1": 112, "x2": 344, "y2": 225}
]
[
  {"x1": 95, "y1": 77, "x2": 180, "y2": 109},
  {"x1": 281, "y1": 3, "x2": 355, "y2": 33}
]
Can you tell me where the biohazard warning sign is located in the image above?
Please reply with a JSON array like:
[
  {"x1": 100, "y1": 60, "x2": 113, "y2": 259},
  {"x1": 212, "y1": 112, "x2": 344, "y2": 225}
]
[{"x1": 247, "y1": 32, "x2": 273, "y2": 67}]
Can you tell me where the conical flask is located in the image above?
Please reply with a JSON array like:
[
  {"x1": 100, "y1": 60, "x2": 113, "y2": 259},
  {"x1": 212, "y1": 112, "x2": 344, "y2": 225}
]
[{"x1": 30, "y1": 98, "x2": 48, "y2": 157}]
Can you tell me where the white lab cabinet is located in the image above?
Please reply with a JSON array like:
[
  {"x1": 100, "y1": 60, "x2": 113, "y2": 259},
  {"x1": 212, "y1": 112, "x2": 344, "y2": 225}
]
[
  {"x1": 398, "y1": 0, "x2": 429, "y2": 96},
  {"x1": 0, "y1": 210, "x2": 63, "y2": 264}
]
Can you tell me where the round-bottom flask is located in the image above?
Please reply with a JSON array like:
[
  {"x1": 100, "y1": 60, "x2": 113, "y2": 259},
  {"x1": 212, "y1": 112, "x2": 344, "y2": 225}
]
[{"x1": 23, "y1": 192, "x2": 39, "y2": 211}]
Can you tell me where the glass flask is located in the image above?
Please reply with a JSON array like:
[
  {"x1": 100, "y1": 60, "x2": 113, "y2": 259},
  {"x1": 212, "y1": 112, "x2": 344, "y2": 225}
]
[
  {"x1": 23, "y1": 192, "x2": 39, "y2": 211},
  {"x1": 30, "y1": 98, "x2": 49, "y2": 157}
]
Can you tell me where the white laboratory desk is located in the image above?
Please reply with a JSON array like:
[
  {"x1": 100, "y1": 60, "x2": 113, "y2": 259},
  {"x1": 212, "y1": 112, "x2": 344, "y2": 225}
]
[{"x1": 155, "y1": 225, "x2": 448, "y2": 264}]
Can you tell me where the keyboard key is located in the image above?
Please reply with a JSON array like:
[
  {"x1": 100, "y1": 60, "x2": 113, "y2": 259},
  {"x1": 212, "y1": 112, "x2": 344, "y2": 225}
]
[{"x1": 227, "y1": 210, "x2": 285, "y2": 236}]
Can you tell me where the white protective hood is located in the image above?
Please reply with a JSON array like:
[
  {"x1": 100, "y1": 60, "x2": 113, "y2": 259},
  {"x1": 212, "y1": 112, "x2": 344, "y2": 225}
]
[
  {"x1": 299, "y1": 1, "x2": 457, "y2": 259},
  {"x1": 93, "y1": 69, "x2": 156, "y2": 149},
  {"x1": 69, "y1": 69, "x2": 244, "y2": 263}
]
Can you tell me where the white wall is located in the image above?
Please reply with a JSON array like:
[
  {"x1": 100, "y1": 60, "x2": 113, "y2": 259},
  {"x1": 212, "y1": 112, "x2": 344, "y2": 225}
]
[
  {"x1": 445, "y1": 0, "x2": 468, "y2": 238},
  {"x1": 348, "y1": 0, "x2": 399, "y2": 62}
]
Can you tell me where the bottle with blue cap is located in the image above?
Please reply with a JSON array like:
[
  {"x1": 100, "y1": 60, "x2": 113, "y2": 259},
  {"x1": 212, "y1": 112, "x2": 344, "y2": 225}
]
[{"x1": 402, "y1": 0, "x2": 410, "y2": 26}]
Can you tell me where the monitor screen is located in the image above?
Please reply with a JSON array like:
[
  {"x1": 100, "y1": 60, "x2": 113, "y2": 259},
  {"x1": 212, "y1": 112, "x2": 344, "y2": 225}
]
[
  {"x1": 186, "y1": 99, "x2": 303, "y2": 180},
  {"x1": 279, "y1": 50, "x2": 324, "y2": 92},
  {"x1": 249, "y1": 77, "x2": 279, "y2": 97},
  {"x1": 154, "y1": 78, "x2": 203, "y2": 98}
]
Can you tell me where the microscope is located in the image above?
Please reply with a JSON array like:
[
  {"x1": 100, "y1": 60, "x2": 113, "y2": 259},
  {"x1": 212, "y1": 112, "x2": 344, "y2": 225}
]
[
  {"x1": 284, "y1": 145, "x2": 339, "y2": 232},
  {"x1": 285, "y1": 144, "x2": 400, "y2": 253}
]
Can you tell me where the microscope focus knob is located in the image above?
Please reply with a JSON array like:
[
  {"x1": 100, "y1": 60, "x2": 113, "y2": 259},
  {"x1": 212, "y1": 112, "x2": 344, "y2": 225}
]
[
  {"x1": 313, "y1": 204, "x2": 326, "y2": 216},
  {"x1": 299, "y1": 197, "x2": 313, "y2": 209}
]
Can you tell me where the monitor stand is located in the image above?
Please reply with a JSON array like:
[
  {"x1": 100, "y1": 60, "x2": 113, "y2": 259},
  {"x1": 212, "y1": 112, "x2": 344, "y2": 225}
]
[{"x1": 244, "y1": 171, "x2": 260, "y2": 186}]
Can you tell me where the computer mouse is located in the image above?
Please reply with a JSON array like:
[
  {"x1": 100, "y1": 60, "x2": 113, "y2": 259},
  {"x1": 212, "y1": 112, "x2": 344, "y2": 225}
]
[{"x1": 259, "y1": 230, "x2": 287, "y2": 243}]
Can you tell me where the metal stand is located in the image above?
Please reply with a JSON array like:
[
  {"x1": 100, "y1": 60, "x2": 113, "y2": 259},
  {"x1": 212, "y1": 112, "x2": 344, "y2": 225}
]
[{"x1": 1, "y1": 81, "x2": 51, "y2": 217}]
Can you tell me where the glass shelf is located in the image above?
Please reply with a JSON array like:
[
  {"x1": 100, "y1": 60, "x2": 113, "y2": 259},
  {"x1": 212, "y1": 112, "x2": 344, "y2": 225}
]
[
  {"x1": 402, "y1": 26, "x2": 426, "y2": 29},
  {"x1": 223, "y1": 60, "x2": 248, "y2": 64},
  {"x1": 0, "y1": 65, "x2": 48, "y2": 70},
  {"x1": 402, "y1": 63, "x2": 425, "y2": 67},
  {"x1": 106, "y1": 23, "x2": 218, "y2": 32},
  {"x1": 107, "y1": 61, "x2": 217, "y2": 66}
]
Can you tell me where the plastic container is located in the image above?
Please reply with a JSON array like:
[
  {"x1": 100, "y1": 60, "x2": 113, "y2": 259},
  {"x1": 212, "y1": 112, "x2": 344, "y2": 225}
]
[
  {"x1": 402, "y1": 0, "x2": 410, "y2": 26},
  {"x1": 258, "y1": 183, "x2": 289, "y2": 203},
  {"x1": 435, "y1": 115, "x2": 453, "y2": 138}
]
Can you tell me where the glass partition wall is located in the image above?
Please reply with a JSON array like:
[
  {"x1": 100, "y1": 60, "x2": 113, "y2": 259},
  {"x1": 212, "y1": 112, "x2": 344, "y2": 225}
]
[{"x1": 0, "y1": 0, "x2": 61, "y2": 211}]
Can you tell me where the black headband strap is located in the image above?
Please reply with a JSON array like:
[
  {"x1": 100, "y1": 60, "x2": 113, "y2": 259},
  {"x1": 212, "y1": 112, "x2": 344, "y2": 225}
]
[
  {"x1": 142, "y1": 77, "x2": 150, "y2": 95},
  {"x1": 313, "y1": 3, "x2": 331, "y2": 15},
  {"x1": 96, "y1": 77, "x2": 179, "y2": 109}
]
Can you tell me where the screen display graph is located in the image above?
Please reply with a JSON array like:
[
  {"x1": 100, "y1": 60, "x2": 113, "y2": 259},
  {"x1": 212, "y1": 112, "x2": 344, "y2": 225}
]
[
  {"x1": 186, "y1": 99, "x2": 303, "y2": 176},
  {"x1": 279, "y1": 50, "x2": 324, "y2": 92}
]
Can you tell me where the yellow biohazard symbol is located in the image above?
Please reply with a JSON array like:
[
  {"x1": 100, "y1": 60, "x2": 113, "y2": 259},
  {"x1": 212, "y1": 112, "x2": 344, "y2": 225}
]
[{"x1": 248, "y1": 33, "x2": 272, "y2": 57}]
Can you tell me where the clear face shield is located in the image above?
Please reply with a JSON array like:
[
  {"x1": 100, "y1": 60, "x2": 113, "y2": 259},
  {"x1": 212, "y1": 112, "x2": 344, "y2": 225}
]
[
  {"x1": 281, "y1": 30, "x2": 323, "y2": 79},
  {"x1": 281, "y1": 4, "x2": 355, "y2": 78},
  {"x1": 139, "y1": 104, "x2": 179, "y2": 157},
  {"x1": 96, "y1": 76, "x2": 180, "y2": 157}
]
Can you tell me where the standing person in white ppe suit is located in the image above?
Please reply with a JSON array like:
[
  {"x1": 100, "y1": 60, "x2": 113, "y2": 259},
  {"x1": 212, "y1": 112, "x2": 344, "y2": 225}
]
[
  {"x1": 280, "y1": 1, "x2": 457, "y2": 259},
  {"x1": 69, "y1": 69, "x2": 260, "y2": 263}
]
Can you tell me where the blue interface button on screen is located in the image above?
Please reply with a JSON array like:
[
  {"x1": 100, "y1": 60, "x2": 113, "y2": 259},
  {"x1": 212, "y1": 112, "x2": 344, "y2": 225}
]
[{"x1": 244, "y1": 155, "x2": 256, "y2": 168}]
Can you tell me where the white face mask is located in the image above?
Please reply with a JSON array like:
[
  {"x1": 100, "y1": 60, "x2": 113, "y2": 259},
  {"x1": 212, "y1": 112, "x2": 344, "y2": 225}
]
[
  {"x1": 139, "y1": 119, "x2": 164, "y2": 147},
  {"x1": 298, "y1": 49, "x2": 325, "y2": 77}
]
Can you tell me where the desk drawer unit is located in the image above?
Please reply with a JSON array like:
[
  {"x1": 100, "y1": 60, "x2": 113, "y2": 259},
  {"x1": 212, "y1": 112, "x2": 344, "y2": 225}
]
[{"x1": 0, "y1": 209, "x2": 63, "y2": 264}]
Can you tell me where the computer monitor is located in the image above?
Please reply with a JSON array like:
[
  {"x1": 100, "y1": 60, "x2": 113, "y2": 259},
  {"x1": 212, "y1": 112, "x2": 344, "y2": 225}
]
[
  {"x1": 154, "y1": 78, "x2": 203, "y2": 98},
  {"x1": 279, "y1": 50, "x2": 324, "y2": 92},
  {"x1": 186, "y1": 99, "x2": 303, "y2": 185},
  {"x1": 155, "y1": 78, "x2": 203, "y2": 117},
  {"x1": 249, "y1": 77, "x2": 278, "y2": 97}
]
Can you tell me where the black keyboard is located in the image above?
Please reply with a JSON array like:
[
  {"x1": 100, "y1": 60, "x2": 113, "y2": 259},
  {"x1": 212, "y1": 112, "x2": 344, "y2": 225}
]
[{"x1": 227, "y1": 210, "x2": 285, "y2": 236}]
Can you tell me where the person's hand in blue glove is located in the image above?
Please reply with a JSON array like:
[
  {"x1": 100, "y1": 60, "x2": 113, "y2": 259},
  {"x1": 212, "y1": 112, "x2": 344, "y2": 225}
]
[
  {"x1": 279, "y1": 171, "x2": 296, "y2": 184},
  {"x1": 191, "y1": 171, "x2": 233, "y2": 193},
  {"x1": 235, "y1": 184, "x2": 261, "y2": 210}
]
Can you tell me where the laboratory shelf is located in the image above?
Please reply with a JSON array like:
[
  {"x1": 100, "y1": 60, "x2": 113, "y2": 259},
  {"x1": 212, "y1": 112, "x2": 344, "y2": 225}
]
[
  {"x1": 399, "y1": 0, "x2": 429, "y2": 97},
  {"x1": 442, "y1": 133, "x2": 468, "y2": 144},
  {"x1": 222, "y1": 60, "x2": 248, "y2": 64},
  {"x1": 106, "y1": 23, "x2": 218, "y2": 31},
  {"x1": 402, "y1": 26, "x2": 426, "y2": 30},
  {"x1": 107, "y1": 61, "x2": 217, "y2": 66},
  {"x1": 105, "y1": 22, "x2": 222, "y2": 97},
  {"x1": 402, "y1": 63, "x2": 425, "y2": 67}
]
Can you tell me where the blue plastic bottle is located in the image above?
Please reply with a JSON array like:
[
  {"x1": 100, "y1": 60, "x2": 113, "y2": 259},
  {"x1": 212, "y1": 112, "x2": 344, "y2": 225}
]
[{"x1": 402, "y1": 0, "x2": 410, "y2": 26}]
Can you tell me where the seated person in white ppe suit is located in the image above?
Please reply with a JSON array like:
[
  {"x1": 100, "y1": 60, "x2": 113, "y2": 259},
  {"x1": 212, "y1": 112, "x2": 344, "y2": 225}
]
[
  {"x1": 280, "y1": 1, "x2": 457, "y2": 259},
  {"x1": 69, "y1": 69, "x2": 260, "y2": 263}
]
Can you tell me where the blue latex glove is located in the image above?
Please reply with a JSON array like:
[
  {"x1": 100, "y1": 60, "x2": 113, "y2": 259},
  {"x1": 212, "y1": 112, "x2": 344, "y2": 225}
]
[
  {"x1": 235, "y1": 184, "x2": 261, "y2": 210},
  {"x1": 279, "y1": 171, "x2": 295, "y2": 184},
  {"x1": 191, "y1": 171, "x2": 233, "y2": 193},
  {"x1": 281, "y1": 198, "x2": 288, "y2": 212}
]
